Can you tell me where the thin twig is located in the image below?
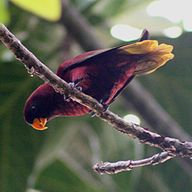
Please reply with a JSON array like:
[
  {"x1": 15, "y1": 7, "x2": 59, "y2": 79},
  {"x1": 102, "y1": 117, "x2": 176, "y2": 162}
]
[
  {"x1": 1, "y1": 24, "x2": 192, "y2": 173},
  {"x1": 93, "y1": 152, "x2": 175, "y2": 174}
]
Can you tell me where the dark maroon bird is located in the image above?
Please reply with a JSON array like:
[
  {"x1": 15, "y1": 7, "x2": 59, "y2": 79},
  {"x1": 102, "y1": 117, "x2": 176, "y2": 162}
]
[{"x1": 24, "y1": 31, "x2": 174, "y2": 130}]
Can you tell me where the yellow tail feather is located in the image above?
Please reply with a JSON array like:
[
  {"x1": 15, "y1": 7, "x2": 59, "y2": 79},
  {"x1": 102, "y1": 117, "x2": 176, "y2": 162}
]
[
  {"x1": 120, "y1": 40, "x2": 174, "y2": 75},
  {"x1": 120, "y1": 40, "x2": 159, "y2": 54}
]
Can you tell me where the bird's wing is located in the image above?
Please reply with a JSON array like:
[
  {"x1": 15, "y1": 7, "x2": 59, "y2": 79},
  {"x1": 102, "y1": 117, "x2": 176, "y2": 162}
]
[
  {"x1": 56, "y1": 29, "x2": 149, "y2": 78},
  {"x1": 56, "y1": 33, "x2": 173, "y2": 105},
  {"x1": 56, "y1": 49, "x2": 108, "y2": 77},
  {"x1": 56, "y1": 45, "x2": 138, "y2": 105}
]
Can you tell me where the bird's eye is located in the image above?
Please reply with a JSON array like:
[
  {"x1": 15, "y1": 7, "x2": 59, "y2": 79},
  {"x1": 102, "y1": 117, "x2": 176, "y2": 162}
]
[{"x1": 31, "y1": 105, "x2": 36, "y2": 110}]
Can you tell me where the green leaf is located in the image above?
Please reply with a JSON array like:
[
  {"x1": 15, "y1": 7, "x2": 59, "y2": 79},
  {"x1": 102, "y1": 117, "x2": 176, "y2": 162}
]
[
  {"x1": 0, "y1": 61, "x2": 46, "y2": 192},
  {"x1": 0, "y1": 0, "x2": 10, "y2": 24},
  {"x1": 10, "y1": 0, "x2": 61, "y2": 21}
]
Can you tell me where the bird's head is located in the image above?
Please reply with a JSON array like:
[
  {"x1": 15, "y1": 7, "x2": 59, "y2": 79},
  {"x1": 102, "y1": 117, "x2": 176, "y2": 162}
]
[{"x1": 24, "y1": 83, "x2": 57, "y2": 130}]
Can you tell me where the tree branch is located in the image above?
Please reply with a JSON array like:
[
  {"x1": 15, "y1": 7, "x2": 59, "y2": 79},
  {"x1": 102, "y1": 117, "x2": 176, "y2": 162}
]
[
  {"x1": 60, "y1": 0, "x2": 190, "y2": 142},
  {"x1": 1, "y1": 24, "x2": 192, "y2": 174},
  {"x1": 58, "y1": 1, "x2": 192, "y2": 175},
  {"x1": 93, "y1": 152, "x2": 175, "y2": 174}
]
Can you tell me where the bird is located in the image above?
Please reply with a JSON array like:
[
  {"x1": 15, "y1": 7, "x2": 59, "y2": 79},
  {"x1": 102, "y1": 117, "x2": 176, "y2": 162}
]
[{"x1": 24, "y1": 30, "x2": 174, "y2": 130}]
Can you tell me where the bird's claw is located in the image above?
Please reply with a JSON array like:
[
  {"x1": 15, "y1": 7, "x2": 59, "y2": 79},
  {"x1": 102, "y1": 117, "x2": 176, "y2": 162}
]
[
  {"x1": 68, "y1": 82, "x2": 82, "y2": 91},
  {"x1": 102, "y1": 104, "x2": 109, "y2": 112},
  {"x1": 89, "y1": 100, "x2": 109, "y2": 117},
  {"x1": 64, "y1": 81, "x2": 82, "y2": 102},
  {"x1": 63, "y1": 94, "x2": 70, "y2": 102},
  {"x1": 89, "y1": 111, "x2": 96, "y2": 117},
  {"x1": 76, "y1": 86, "x2": 82, "y2": 91},
  {"x1": 99, "y1": 99, "x2": 109, "y2": 112}
]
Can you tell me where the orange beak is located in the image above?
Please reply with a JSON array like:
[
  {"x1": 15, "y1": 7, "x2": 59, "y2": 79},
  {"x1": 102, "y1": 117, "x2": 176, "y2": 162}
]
[{"x1": 32, "y1": 118, "x2": 48, "y2": 131}]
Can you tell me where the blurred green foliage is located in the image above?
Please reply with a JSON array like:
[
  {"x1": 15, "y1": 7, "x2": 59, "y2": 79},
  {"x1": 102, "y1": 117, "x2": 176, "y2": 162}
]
[
  {"x1": 0, "y1": 1, "x2": 192, "y2": 192},
  {"x1": 0, "y1": 0, "x2": 10, "y2": 24},
  {"x1": 1, "y1": 0, "x2": 61, "y2": 24},
  {"x1": 11, "y1": 0, "x2": 61, "y2": 21}
]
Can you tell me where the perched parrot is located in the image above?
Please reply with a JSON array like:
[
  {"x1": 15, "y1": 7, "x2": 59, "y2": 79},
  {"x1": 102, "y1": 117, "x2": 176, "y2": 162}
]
[{"x1": 24, "y1": 30, "x2": 174, "y2": 130}]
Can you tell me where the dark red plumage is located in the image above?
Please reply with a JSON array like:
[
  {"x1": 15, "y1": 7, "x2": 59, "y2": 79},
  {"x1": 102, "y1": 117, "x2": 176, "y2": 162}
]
[
  {"x1": 24, "y1": 47, "x2": 136, "y2": 123},
  {"x1": 24, "y1": 30, "x2": 174, "y2": 130}
]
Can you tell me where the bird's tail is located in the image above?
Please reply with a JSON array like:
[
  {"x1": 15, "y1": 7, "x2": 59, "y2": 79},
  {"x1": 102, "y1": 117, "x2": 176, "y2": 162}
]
[{"x1": 120, "y1": 40, "x2": 174, "y2": 75}]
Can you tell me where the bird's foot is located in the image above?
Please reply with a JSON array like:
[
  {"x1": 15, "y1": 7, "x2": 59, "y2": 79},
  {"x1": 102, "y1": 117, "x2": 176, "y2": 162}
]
[
  {"x1": 63, "y1": 94, "x2": 70, "y2": 102},
  {"x1": 89, "y1": 100, "x2": 109, "y2": 117},
  {"x1": 88, "y1": 99, "x2": 109, "y2": 118},
  {"x1": 89, "y1": 111, "x2": 96, "y2": 117},
  {"x1": 102, "y1": 104, "x2": 109, "y2": 112},
  {"x1": 99, "y1": 99, "x2": 109, "y2": 112},
  {"x1": 89, "y1": 105, "x2": 109, "y2": 118},
  {"x1": 63, "y1": 81, "x2": 82, "y2": 102},
  {"x1": 68, "y1": 82, "x2": 82, "y2": 91}
]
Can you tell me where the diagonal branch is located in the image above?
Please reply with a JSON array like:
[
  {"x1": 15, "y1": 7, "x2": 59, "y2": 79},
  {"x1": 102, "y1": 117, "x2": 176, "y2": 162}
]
[
  {"x1": 93, "y1": 152, "x2": 175, "y2": 174},
  {"x1": 1, "y1": 24, "x2": 192, "y2": 174},
  {"x1": 60, "y1": 0, "x2": 190, "y2": 142},
  {"x1": 59, "y1": 1, "x2": 192, "y2": 175}
]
